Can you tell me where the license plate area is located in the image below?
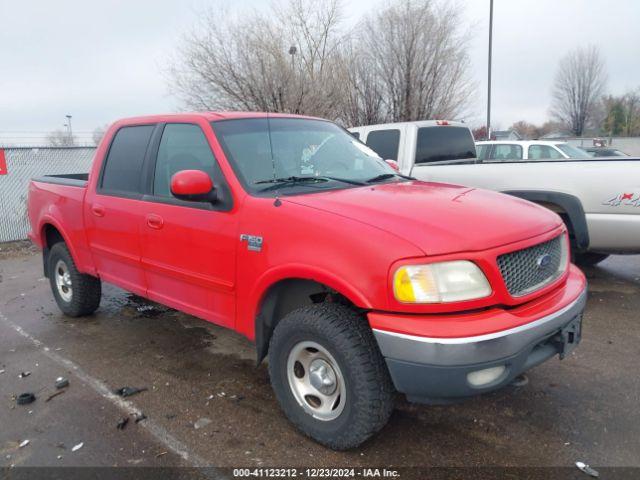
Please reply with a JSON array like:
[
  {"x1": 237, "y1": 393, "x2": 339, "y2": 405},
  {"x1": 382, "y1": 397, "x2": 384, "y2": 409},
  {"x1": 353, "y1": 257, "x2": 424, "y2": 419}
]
[{"x1": 555, "y1": 314, "x2": 582, "y2": 359}]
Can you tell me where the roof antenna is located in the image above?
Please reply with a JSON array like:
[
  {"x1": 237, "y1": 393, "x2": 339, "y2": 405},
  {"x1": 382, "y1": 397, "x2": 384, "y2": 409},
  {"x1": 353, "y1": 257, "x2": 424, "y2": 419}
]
[{"x1": 266, "y1": 111, "x2": 282, "y2": 207}]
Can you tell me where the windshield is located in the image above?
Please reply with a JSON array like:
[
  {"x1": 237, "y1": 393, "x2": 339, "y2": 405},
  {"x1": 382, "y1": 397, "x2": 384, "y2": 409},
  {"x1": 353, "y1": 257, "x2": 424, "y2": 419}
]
[
  {"x1": 212, "y1": 118, "x2": 397, "y2": 195},
  {"x1": 555, "y1": 143, "x2": 590, "y2": 159}
]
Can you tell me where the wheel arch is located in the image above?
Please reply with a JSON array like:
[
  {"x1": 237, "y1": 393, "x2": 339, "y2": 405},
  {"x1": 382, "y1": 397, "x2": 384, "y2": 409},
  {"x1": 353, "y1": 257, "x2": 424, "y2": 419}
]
[
  {"x1": 503, "y1": 190, "x2": 590, "y2": 252},
  {"x1": 39, "y1": 219, "x2": 77, "y2": 277},
  {"x1": 253, "y1": 276, "x2": 366, "y2": 365}
]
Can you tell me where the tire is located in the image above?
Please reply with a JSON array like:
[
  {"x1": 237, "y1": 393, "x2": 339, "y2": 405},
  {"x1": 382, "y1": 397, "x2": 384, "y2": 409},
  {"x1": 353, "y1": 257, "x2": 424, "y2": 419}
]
[
  {"x1": 48, "y1": 242, "x2": 101, "y2": 317},
  {"x1": 268, "y1": 303, "x2": 394, "y2": 450},
  {"x1": 575, "y1": 252, "x2": 610, "y2": 267}
]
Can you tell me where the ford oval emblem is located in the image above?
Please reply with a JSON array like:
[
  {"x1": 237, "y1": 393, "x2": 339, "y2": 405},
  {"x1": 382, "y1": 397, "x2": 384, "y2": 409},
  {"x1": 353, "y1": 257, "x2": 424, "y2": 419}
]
[{"x1": 536, "y1": 253, "x2": 552, "y2": 269}]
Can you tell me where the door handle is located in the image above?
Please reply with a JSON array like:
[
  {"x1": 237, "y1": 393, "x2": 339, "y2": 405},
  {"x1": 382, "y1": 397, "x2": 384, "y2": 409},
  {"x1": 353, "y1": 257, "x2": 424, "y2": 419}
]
[
  {"x1": 146, "y1": 214, "x2": 164, "y2": 230},
  {"x1": 91, "y1": 204, "x2": 105, "y2": 217}
]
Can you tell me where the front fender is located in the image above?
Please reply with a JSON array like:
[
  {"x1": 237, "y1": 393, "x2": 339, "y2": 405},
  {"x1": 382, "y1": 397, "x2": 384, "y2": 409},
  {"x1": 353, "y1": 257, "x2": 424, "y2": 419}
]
[{"x1": 248, "y1": 263, "x2": 373, "y2": 326}]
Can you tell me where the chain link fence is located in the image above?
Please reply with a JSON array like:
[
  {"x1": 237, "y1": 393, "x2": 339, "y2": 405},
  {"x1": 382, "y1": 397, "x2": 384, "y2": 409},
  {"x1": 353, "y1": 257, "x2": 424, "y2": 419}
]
[{"x1": 0, "y1": 147, "x2": 96, "y2": 242}]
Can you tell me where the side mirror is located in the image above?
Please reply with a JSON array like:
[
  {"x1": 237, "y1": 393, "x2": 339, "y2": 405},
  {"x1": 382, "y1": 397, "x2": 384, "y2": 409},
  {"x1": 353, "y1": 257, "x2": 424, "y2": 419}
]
[
  {"x1": 170, "y1": 170, "x2": 216, "y2": 203},
  {"x1": 385, "y1": 159, "x2": 400, "y2": 172}
]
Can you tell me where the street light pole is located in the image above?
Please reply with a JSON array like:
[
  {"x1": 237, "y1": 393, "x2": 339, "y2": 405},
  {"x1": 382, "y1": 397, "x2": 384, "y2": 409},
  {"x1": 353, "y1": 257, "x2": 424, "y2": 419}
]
[
  {"x1": 288, "y1": 46, "x2": 297, "y2": 70},
  {"x1": 486, "y1": 0, "x2": 494, "y2": 140},
  {"x1": 65, "y1": 115, "x2": 73, "y2": 139}
]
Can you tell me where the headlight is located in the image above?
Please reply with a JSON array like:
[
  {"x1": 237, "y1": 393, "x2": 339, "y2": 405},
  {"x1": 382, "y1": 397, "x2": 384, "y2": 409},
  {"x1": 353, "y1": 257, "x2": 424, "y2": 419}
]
[{"x1": 393, "y1": 261, "x2": 492, "y2": 303}]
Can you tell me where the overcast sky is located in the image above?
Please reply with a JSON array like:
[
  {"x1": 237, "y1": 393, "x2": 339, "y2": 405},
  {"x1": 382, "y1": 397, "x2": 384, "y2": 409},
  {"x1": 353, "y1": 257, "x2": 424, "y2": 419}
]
[{"x1": 1, "y1": 0, "x2": 639, "y2": 142}]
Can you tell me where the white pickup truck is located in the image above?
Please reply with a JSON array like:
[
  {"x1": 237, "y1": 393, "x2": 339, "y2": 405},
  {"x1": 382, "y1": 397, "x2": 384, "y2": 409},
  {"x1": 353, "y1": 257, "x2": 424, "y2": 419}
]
[{"x1": 349, "y1": 121, "x2": 640, "y2": 265}]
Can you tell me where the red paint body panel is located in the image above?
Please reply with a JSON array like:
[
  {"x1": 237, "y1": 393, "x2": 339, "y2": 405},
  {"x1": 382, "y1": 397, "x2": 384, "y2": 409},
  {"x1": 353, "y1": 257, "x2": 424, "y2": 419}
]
[{"x1": 27, "y1": 112, "x2": 580, "y2": 346}]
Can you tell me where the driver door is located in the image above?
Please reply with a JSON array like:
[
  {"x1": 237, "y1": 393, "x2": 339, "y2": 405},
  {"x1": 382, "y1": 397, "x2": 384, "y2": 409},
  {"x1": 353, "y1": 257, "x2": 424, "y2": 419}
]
[{"x1": 139, "y1": 123, "x2": 238, "y2": 328}]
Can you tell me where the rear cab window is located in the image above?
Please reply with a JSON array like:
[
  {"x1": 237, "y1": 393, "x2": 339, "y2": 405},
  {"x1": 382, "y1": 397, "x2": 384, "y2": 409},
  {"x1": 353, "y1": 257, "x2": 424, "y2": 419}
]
[
  {"x1": 365, "y1": 129, "x2": 400, "y2": 160},
  {"x1": 415, "y1": 126, "x2": 476, "y2": 164},
  {"x1": 100, "y1": 125, "x2": 154, "y2": 195}
]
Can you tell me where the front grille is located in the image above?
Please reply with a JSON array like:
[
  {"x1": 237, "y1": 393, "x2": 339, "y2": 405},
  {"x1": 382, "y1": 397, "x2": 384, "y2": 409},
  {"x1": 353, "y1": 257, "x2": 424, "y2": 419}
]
[{"x1": 498, "y1": 235, "x2": 564, "y2": 297}]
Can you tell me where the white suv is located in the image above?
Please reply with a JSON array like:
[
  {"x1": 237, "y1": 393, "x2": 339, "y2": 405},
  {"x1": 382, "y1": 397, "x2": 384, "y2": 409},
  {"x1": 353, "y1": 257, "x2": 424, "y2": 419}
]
[{"x1": 476, "y1": 140, "x2": 590, "y2": 161}]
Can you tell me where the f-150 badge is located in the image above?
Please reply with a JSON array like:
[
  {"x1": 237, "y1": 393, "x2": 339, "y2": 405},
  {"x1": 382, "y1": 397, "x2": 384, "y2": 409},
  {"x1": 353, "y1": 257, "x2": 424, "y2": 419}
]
[
  {"x1": 602, "y1": 192, "x2": 639, "y2": 207},
  {"x1": 240, "y1": 234, "x2": 263, "y2": 252}
]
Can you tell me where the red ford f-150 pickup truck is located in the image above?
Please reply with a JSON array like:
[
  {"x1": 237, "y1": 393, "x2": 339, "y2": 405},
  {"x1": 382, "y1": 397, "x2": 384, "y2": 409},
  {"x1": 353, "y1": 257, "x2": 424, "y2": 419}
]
[{"x1": 28, "y1": 112, "x2": 587, "y2": 449}]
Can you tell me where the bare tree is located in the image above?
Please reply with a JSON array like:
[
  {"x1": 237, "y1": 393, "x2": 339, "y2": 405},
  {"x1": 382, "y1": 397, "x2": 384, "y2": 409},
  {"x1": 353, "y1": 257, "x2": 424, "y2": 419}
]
[
  {"x1": 47, "y1": 129, "x2": 75, "y2": 147},
  {"x1": 351, "y1": 0, "x2": 475, "y2": 124},
  {"x1": 336, "y1": 42, "x2": 387, "y2": 126},
  {"x1": 622, "y1": 88, "x2": 640, "y2": 136},
  {"x1": 551, "y1": 45, "x2": 607, "y2": 136},
  {"x1": 92, "y1": 125, "x2": 109, "y2": 146},
  {"x1": 168, "y1": 0, "x2": 345, "y2": 118}
]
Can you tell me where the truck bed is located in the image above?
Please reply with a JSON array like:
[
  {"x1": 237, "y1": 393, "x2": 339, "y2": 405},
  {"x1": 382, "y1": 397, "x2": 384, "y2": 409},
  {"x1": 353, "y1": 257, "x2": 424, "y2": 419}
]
[
  {"x1": 27, "y1": 175, "x2": 93, "y2": 270},
  {"x1": 32, "y1": 173, "x2": 89, "y2": 188}
]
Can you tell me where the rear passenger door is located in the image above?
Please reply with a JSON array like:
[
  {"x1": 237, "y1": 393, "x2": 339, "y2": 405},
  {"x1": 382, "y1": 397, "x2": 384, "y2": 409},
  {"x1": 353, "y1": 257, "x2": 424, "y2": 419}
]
[
  {"x1": 139, "y1": 123, "x2": 238, "y2": 328},
  {"x1": 84, "y1": 124, "x2": 155, "y2": 296}
]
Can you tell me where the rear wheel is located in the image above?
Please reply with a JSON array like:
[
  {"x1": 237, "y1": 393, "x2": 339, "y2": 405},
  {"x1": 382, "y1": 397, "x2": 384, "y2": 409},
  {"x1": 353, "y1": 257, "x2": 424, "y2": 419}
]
[
  {"x1": 575, "y1": 252, "x2": 610, "y2": 267},
  {"x1": 48, "y1": 243, "x2": 101, "y2": 317},
  {"x1": 268, "y1": 304, "x2": 394, "y2": 450}
]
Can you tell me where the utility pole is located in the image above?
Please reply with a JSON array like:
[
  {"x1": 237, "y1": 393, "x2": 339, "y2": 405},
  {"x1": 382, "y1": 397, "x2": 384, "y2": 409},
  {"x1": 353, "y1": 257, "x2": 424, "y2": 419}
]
[{"x1": 487, "y1": 0, "x2": 494, "y2": 140}]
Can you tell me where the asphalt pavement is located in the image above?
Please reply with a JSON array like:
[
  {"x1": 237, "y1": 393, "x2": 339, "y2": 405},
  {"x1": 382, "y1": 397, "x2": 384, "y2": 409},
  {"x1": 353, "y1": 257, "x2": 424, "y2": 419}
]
[{"x1": 1, "y1": 244, "x2": 639, "y2": 475}]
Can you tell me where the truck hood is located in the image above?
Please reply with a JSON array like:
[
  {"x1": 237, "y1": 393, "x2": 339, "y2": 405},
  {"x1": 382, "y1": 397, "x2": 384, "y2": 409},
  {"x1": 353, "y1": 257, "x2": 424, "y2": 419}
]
[{"x1": 284, "y1": 181, "x2": 562, "y2": 256}]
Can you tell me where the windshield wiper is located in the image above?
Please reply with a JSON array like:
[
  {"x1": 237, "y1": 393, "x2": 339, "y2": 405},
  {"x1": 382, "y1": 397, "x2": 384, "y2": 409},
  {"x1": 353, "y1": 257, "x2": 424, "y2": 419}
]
[
  {"x1": 321, "y1": 176, "x2": 366, "y2": 186},
  {"x1": 365, "y1": 173, "x2": 399, "y2": 183},
  {"x1": 255, "y1": 176, "x2": 328, "y2": 192},
  {"x1": 365, "y1": 172, "x2": 415, "y2": 184},
  {"x1": 255, "y1": 175, "x2": 365, "y2": 192}
]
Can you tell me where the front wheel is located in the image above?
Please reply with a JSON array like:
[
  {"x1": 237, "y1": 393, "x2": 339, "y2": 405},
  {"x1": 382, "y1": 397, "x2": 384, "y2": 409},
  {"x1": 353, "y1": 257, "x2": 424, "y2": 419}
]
[
  {"x1": 268, "y1": 304, "x2": 394, "y2": 450},
  {"x1": 48, "y1": 242, "x2": 101, "y2": 317}
]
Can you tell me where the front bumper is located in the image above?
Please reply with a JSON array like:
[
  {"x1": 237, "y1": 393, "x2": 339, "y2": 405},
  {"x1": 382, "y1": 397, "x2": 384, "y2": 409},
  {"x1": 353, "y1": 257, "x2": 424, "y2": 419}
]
[{"x1": 370, "y1": 267, "x2": 587, "y2": 403}]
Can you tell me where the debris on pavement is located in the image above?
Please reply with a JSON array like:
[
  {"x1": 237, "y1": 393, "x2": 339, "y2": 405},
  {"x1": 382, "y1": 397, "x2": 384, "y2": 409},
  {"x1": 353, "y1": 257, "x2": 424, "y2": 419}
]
[
  {"x1": 18, "y1": 371, "x2": 31, "y2": 378},
  {"x1": 45, "y1": 390, "x2": 66, "y2": 402},
  {"x1": 193, "y1": 417, "x2": 212, "y2": 430},
  {"x1": 0, "y1": 369, "x2": 5, "y2": 374},
  {"x1": 156, "y1": 451, "x2": 168, "y2": 458},
  {"x1": 55, "y1": 377, "x2": 69, "y2": 389},
  {"x1": 510, "y1": 374, "x2": 529, "y2": 387},
  {"x1": 132, "y1": 412, "x2": 147, "y2": 423},
  {"x1": 576, "y1": 461, "x2": 599, "y2": 477},
  {"x1": 16, "y1": 392, "x2": 36, "y2": 405},
  {"x1": 114, "y1": 386, "x2": 148, "y2": 398},
  {"x1": 71, "y1": 442, "x2": 84, "y2": 452},
  {"x1": 116, "y1": 417, "x2": 130, "y2": 430},
  {"x1": 19, "y1": 440, "x2": 30, "y2": 449}
]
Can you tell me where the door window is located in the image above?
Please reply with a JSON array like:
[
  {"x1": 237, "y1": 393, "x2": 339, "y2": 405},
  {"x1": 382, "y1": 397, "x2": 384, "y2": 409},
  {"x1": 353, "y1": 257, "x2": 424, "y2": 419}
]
[
  {"x1": 528, "y1": 145, "x2": 564, "y2": 160},
  {"x1": 476, "y1": 144, "x2": 489, "y2": 161},
  {"x1": 488, "y1": 144, "x2": 523, "y2": 161},
  {"x1": 365, "y1": 129, "x2": 400, "y2": 160},
  {"x1": 153, "y1": 124, "x2": 218, "y2": 197},
  {"x1": 101, "y1": 125, "x2": 154, "y2": 194}
]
